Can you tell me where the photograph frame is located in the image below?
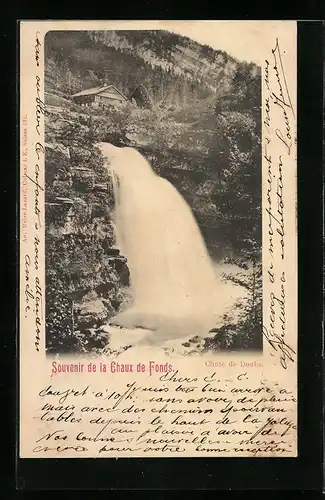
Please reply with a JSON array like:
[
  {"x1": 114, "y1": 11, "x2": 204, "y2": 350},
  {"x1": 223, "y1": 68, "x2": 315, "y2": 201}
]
[{"x1": 12, "y1": 17, "x2": 319, "y2": 489}]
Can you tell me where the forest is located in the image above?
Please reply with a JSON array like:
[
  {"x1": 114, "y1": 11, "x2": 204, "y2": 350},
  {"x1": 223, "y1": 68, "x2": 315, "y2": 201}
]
[{"x1": 44, "y1": 30, "x2": 262, "y2": 356}]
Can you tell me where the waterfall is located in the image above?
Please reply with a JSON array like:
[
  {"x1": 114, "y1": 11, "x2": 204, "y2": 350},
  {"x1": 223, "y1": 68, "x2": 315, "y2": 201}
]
[{"x1": 98, "y1": 143, "x2": 226, "y2": 343}]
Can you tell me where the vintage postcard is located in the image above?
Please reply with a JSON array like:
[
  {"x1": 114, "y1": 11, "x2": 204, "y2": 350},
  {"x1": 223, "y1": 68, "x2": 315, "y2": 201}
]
[{"x1": 19, "y1": 20, "x2": 297, "y2": 458}]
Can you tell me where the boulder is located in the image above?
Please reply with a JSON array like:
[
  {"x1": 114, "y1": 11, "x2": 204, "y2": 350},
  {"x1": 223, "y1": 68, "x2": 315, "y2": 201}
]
[
  {"x1": 74, "y1": 294, "x2": 110, "y2": 329},
  {"x1": 75, "y1": 328, "x2": 109, "y2": 350}
]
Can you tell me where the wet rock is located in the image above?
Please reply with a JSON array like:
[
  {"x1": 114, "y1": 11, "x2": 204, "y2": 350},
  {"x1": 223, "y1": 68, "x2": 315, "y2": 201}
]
[
  {"x1": 189, "y1": 335, "x2": 201, "y2": 343},
  {"x1": 107, "y1": 286, "x2": 132, "y2": 312},
  {"x1": 74, "y1": 292, "x2": 109, "y2": 329},
  {"x1": 75, "y1": 328, "x2": 109, "y2": 350},
  {"x1": 111, "y1": 256, "x2": 130, "y2": 286}
]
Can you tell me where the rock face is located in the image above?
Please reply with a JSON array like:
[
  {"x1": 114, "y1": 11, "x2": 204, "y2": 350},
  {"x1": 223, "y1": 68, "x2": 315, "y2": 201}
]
[
  {"x1": 71, "y1": 253, "x2": 131, "y2": 329},
  {"x1": 74, "y1": 291, "x2": 112, "y2": 329},
  {"x1": 45, "y1": 114, "x2": 134, "y2": 354},
  {"x1": 74, "y1": 328, "x2": 110, "y2": 351}
]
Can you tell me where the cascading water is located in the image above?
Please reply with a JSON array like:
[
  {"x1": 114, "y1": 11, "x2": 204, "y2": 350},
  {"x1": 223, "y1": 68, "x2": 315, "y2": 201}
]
[{"x1": 98, "y1": 142, "x2": 228, "y2": 344}]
